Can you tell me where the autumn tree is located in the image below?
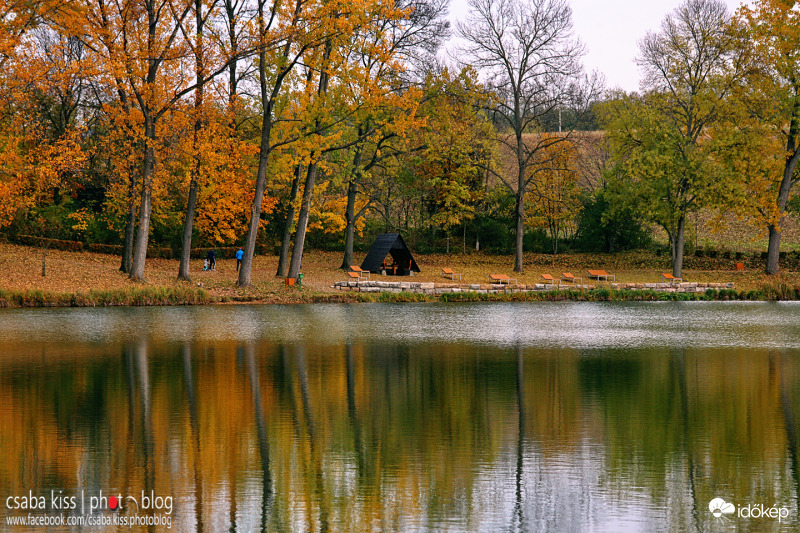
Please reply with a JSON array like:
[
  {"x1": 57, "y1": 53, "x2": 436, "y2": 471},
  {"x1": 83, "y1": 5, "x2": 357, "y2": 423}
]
[
  {"x1": 457, "y1": 0, "x2": 596, "y2": 272},
  {"x1": 0, "y1": 1, "x2": 86, "y2": 229},
  {"x1": 286, "y1": 37, "x2": 337, "y2": 281},
  {"x1": 525, "y1": 135, "x2": 581, "y2": 254},
  {"x1": 175, "y1": 0, "x2": 209, "y2": 281},
  {"x1": 0, "y1": 1, "x2": 66, "y2": 70},
  {"x1": 65, "y1": 0, "x2": 199, "y2": 281},
  {"x1": 408, "y1": 68, "x2": 494, "y2": 254},
  {"x1": 0, "y1": 9, "x2": 95, "y2": 237},
  {"x1": 282, "y1": 0, "x2": 418, "y2": 280},
  {"x1": 237, "y1": 0, "x2": 333, "y2": 287},
  {"x1": 737, "y1": 0, "x2": 800, "y2": 275},
  {"x1": 332, "y1": 0, "x2": 450, "y2": 270}
]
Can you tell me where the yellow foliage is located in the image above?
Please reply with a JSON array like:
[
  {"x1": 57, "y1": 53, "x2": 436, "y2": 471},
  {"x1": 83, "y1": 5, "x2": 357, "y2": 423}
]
[
  {"x1": 525, "y1": 135, "x2": 582, "y2": 244},
  {"x1": 67, "y1": 207, "x2": 92, "y2": 233}
]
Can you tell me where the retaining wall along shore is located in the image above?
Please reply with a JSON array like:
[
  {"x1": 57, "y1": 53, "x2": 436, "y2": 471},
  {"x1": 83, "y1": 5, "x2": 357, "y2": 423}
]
[{"x1": 333, "y1": 280, "x2": 735, "y2": 294}]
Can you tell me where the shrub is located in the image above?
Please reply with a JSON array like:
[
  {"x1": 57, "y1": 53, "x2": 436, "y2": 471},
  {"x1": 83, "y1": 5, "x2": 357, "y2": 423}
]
[
  {"x1": 12, "y1": 235, "x2": 84, "y2": 252},
  {"x1": 377, "y1": 291, "x2": 429, "y2": 303},
  {"x1": 593, "y1": 287, "x2": 611, "y2": 301},
  {"x1": 87, "y1": 243, "x2": 123, "y2": 255},
  {"x1": 146, "y1": 247, "x2": 174, "y2": 259},
  {"x1": 573, "y1": 193, "x2": 651, "y2": 253},
  {"x1": 762, "y1": 282, "x2": 799, "y2": 301},
  {"x1": 191, "y1": 246, "x2": 242, "y2": 259}
]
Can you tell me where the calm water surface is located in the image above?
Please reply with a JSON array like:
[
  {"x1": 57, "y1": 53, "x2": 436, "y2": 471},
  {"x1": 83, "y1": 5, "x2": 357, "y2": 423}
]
[{"x1": 1, "y1": 302, "x2": 800, "y2": 532}]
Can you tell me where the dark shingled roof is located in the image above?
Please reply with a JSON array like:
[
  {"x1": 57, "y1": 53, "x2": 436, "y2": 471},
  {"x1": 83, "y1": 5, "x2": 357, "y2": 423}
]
[{"x1": 360, "y1": 233, "x2": 420, "y2": 274}]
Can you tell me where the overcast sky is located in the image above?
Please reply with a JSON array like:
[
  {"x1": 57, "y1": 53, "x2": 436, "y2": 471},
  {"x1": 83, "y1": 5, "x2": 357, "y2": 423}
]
[{"x1": 447, "y1": 0, "x2": 748, "y2": 92}]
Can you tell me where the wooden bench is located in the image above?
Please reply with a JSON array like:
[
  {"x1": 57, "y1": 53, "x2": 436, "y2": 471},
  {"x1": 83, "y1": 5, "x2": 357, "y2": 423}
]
[
  {"x1": 661, "y1": 273, "x2": 682, "y2": 285},
  {"x1": 489, "y1": 274, "x2": 517, "y2": 285},
  {"x1": 561, "y1": 272, "x2": 582, "y2": 285},
  {"x1": 587, "y1": 269, "x2": 615, "y2": 281},
  {"x1": 540, "y1": 274, "x2": 560, "y2": 288},
  {"x1": 346, "y1": 271, "x2": 367, "y2": 281},
  {"x1": 350, "y1": 265, "x2": 370, "y2": 279},
  {"x1": 442, "y1": 267, "x2": 462, "y2": 281}
]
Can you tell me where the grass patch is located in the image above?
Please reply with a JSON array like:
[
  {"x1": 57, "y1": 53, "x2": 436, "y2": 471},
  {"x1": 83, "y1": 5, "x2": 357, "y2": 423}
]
[
  {"x1": 0, "y1": 286, "x2": 212, "y2": 307},
  {"x1": 438, "y1": 287, "x2": 800, "y2": 303}
]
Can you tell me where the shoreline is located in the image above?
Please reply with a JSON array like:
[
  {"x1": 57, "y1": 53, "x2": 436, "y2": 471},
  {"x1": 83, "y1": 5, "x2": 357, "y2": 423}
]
[
  {"x1": 1, "y1": 284, "x2": 799, "y2": 308},
  {"x1": 2, "y1": 243, "x2": 800, "y2": 307}
]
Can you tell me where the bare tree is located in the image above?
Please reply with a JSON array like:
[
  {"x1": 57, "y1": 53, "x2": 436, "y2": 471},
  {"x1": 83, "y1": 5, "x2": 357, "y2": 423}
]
[{"x1": 457, "y1": 0, "x2": 594, "y2": 272}]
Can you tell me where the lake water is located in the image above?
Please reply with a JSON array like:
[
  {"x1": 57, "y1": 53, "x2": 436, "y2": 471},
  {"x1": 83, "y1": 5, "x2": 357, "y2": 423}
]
[{"x1": 1, "y1": 302, "x2": 800, "y2": 532}]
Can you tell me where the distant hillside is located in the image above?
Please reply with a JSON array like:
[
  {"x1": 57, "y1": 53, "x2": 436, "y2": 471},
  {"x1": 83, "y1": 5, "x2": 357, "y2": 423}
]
[{"x1": 493, "y1": 130, "x2": 799, "y2": 253}]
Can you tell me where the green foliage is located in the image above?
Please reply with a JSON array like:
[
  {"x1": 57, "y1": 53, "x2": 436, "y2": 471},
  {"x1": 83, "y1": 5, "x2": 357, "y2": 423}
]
[
  {"x1": 470, "y1": 215, "x2": 514, "y2": 254},
  {"x1": 593, "y1": 287, "x2": 611, "y2": 301},
  {"x1": 574, "y1": 192, "x2": 651, "y2": 253},
  {"x1": 377, "y1": 291, "x2": 430, "y2": 303},
  {"x1": 761, "y1": 282, "x2": 800, "y2": 301},
  {"x1": 469, "y1": 188, "x2": 516, "y2": 254},
  {"x1": 523, "y1": 228, "x2": 552, "y2": 254}
]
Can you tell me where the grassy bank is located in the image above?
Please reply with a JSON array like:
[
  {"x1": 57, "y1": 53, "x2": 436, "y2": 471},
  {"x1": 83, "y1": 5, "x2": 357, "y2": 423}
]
[
  {"x1": 0, "y1": 286, "x2": 212, "y2": 307},
  {"x1": 1, "y1": 242, "x2": 800, "y2": 307},
  {"x1": 1, "y1": 281, "x2": 800, "y2": 308}
]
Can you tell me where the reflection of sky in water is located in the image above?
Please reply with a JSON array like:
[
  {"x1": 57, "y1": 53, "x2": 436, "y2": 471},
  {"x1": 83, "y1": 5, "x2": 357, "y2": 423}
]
[{"x1": 2, "y1": 301, "x2": 800, "y2": 349}]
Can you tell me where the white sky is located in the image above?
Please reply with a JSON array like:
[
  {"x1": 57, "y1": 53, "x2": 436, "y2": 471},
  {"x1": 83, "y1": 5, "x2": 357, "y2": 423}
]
[{"x1": 447, "y1": 0, "x2": 748, "y2": 92}]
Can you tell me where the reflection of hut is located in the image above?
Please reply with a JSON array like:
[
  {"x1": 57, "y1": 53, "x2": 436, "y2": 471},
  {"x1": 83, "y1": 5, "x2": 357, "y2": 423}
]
[{"x1": 361, "y1": 233, "x2": 421, "y2": 276}]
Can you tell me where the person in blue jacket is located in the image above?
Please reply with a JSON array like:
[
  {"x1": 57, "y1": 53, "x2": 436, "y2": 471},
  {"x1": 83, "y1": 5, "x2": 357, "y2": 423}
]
[
  {"x1": 235, "y1": 247, "x2": 244, "y2": 272},
  {"x1": 207, "y1": 249, "x2": 216, "y2": 271}
]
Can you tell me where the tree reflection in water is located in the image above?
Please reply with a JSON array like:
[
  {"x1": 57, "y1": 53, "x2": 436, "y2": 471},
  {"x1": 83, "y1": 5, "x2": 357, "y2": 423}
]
[{"x1": 2, "y1": 303, "x2": 800, "y2": 532}]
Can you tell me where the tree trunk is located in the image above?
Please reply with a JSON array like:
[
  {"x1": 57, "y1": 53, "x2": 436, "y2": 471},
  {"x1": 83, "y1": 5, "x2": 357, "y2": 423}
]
[
  {"x1": 178, "y1": 178, "x2": 199, "y2": 281},
  {"x1": 340, "y1": 140, "x2": 364, "y2": 270},
  {"x1": 276, "y1": 164, "x2": 302, "y2": 277},
  {"x1": 514, "y1": 191, "x2": 524, "y2": 272},
  {"x1": 239, "y1": 0, "x2": 287, "y2": 287},
  {"x1": 129, "y1": 116, "x2": 156, "y2": 282},
  {"x1": 672, "y1": 214, "x2": 686, "y2": 278},
  {"x1": 288, "y1": 162, "x2": 318, "y2": 278},
  {"x1": 767, "y1": 91, "x2": 800, "y2": 275},
  {"x1": 287, "y1": 37, "x2": 332, "y2": 279},
  {"x1": 120, "y1": 171, "x2": 136, "y2": 273},
  {"x1": 238, "y1": 107, "x2": 272, "y2": 287},
  {"x1": 224, "y1": 0, "x2": 239, "y2": 107},
  {"x1": 514, "y1": 128, "x2": 525, "y2": 273},
  {"x1": 766, "y1": 158, "x2": 798, "y2": 275},
  {"x1": 766, "y1": 223, "x2": 782, "y2": 276},
  {"x1": 340, "y1": 178, "x2": 358, "y2": 270},
  {"x1": 178, "y1": 0, "x2": 207, "y2": 282}
]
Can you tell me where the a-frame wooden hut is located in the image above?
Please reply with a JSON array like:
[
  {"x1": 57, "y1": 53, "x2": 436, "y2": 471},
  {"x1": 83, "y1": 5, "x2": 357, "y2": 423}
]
[{"x1": 360, "y1": 233, "x2": 421, "y2": 275}]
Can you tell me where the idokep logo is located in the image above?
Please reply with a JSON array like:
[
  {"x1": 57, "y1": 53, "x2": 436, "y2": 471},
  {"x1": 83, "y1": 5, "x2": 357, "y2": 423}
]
[
  {"x1": 709, "y1": 497, "x2": 791, "y2": 523},
  {"x1": 709, "y1": 497, "x2": 735, "y2": 518}
]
